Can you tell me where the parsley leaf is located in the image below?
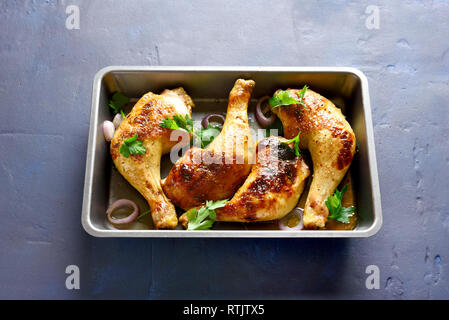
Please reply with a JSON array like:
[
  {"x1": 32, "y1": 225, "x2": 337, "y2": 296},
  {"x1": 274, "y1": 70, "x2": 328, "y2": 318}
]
[
  {"x1": 204, "y1": 199, "x2": 228, "y2": 210},
  {"x1": 269, "y1": 85, "x2": 308, "y2": 109},
  {"x1": 265, "y1": 117, "x2": 284, "y2": 137},
  {"x1": 269, "y1": 90, "x2": 298, "y2": 109},
  {"x1": 108, "y1": 92, "x2": 130, "y2": 114},
  {"x1": 325, "y1": 185, "x2": 355, "y2": 224},
  {"x1": 160, "y1": 114, "x2": 193, "y2": 132},
  {"x1": 282, "y1": 132, "x2": 301, "y2": 156},
  {"x1": 296, "y1": 85, "x2": 308, "y2": 107},
  {"x1": 199, "y1": 125, "x2": 221, "y2": 148},
  {"x1": 173, "y1": 114, "x2": 194, "y2": 132},
  {"x1": 186, "y1": 199, "x2": 228, "y2": 230},
  {"x1": 160, "y1": 117, "x2": 181, "y2": 130},
  {"x1": 119, "y1": 134, "x2": 146, "y2": 158},
  {"x1": 136, "y1": 209, "x2": 151, "y2": 221},
  {"x1": 160, "y1": 115, "x2": 221, "y2": 148}
]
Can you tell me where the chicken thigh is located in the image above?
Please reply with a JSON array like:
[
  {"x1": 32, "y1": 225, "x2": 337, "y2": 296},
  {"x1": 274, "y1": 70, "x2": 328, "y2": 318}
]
[
  {"x1": 272, "y1": 88, "x2": 356, "y2": 229},
  {"x1": 110, "y1": 88, "x2": 194, "y2": 229},
  {"x1": 162, "y1": 79, "x2": 255, "y2": 210}
]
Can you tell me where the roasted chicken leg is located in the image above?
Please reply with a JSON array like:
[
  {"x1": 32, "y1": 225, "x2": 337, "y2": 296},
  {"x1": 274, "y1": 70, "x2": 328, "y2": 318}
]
[
  {"x1": 272, "y1": 88, "x2": 356, "y2": 229},
  {"x1": 110, "y1": 88, "x2": 194, "y2": 229},
  {"x1": 162, "y1": 79, "x2": 255, "y2": 210},
  {"x1": 179, "y1": 136, "x2": 310, "y2": 226}
]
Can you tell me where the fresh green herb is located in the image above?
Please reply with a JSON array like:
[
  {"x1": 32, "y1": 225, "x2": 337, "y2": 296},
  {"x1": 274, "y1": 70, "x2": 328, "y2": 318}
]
[
  {"x1": 265, "y1": 117, "x2": 284, "y2": 137},
  {"x1": 136, "y1": 209, "x2": 151, "y2": 221},
  {"x1": 296, "y1": 85, "x2": 308, "y2": 107},
  {"x1": 160, "y1": 114, "x2": 194, "y2": 132},
  {"x1": 119, "y1": 134, "x2": 146, "y2": 158},
  {"x1": 160, "y1": 114, "x2": 221, "y2": 148},
  {"x1": 120, "y1": 109, "x2": 126, "y2": 119},
  {"x1": 269, "y1": 85, "x2": 308, "y2": 109},
  {"x1": 160, "y1": 114, "x2": 198, "y2": 145},
  {"x1": 325, "y1": 185, "x2": 355, "y2": 224},
  {"x1": 199, "y1": 125, "x2": 221, "y2": 148},
  {"x1": 186, "y1": 199, "x2": 228, "y2": 230},
  {"x1": 108, "y1": 92, "x2": 130, "y2": 114},
  {"x1": 282, "y1": 132, "x2": 301, "y2": 156},
  {"x1": 269, "y1": 90, "x2": 298, "y2": 109}
]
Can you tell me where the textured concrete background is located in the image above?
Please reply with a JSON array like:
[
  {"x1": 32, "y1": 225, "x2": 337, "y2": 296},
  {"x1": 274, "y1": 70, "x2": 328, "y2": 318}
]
[{"x1": 0, "y1": 0, "x2": 448, "y2": 299}]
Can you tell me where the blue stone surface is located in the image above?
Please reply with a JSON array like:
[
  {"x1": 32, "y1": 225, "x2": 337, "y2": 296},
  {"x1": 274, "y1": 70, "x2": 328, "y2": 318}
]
[{"x1": 0, "y1": 0, "x2": 448, "y2": 299}]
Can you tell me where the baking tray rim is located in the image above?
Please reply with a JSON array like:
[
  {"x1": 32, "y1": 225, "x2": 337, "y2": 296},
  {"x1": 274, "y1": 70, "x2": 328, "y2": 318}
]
[{"x1": 82, "y1": 66, "x2": 382, "y2": 238}]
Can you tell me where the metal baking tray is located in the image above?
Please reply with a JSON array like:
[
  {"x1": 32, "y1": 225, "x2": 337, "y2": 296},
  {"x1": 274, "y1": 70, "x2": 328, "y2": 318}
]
[{"x1": 82, "y1": 66, "x2": 382, "y2": 237}]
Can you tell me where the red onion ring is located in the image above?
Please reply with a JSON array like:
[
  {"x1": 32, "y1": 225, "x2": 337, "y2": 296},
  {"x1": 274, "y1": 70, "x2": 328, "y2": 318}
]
[
  {"x1": 202, "y1": 113, "x2": 225, "y2": 129},
  {"x1": 103, "y1": 120, "x2": 115, "y2": 142},
  {"x1": 278, "y1": 207, "x2": 304, "y2": 231},
  {"x1": 112, "y1": 113, "x2": 123, "y2": 128},
  {"x1": 106, "y1": 199, "x2": 140, "y2": 225},
  {"x1": 255, "y1": 96, "x2": 276, "y2": 128}
]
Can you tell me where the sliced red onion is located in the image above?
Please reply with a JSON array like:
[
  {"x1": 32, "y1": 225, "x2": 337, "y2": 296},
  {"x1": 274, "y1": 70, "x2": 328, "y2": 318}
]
[
  {"x1": 106, "y1": 199, "x2": 140, "y2": 225},
  {"x1": 255, "y1": 96, "x2": 276, "y2": 128},
  {"x1": 103, "y1": 120, "x2": 115, "y2": 142},
  {"x1": 202, "y1": 113, "x2": 225, "y2": 129},
  {"x1": 112, "y1": 113, "x2": 123, "y2": 128},
  {"x1": 278, "y1": 207, "x2": 304, "y2": 231}
]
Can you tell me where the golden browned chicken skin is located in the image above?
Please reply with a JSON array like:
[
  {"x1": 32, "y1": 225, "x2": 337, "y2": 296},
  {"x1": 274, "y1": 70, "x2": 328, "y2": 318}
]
[
  {"x1": 179, "y1": 136, "x2": 310, "y2": 226},
  {"x1": 162, "y1": 79, "x2": 255, "y2": 210},
  {"x1": 272, "y1": 88, "x2": 356, "y2": 229},
  {"x1": 110, "y1": 88, "x2": 194, "y2": 229}
]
